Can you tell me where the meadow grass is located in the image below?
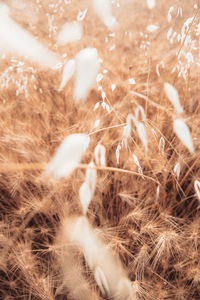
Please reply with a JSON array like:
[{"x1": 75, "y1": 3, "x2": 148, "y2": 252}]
[{"x1": 0, "y1": 0, "x2": 199, "y2": 299}]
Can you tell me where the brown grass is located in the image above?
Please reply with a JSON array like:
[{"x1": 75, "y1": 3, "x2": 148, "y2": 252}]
[{"x1": 0, "y1": 0, "x2": 200, "y2": 299}]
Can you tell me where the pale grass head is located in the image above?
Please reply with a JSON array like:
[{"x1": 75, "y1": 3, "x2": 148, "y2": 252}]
[
  {"x1": 194, "y1": 180, "x2": 200, "y2": 202},
  {"x1": 146, "y1": 24, "x2": 159, "y2": 33},
  {"x1": 164, "y1": 82, "x2": 184, "y2": 115},
  {"x1": 74, "y1": 47, "x2": 100, "y2": 103},
  {"x1": 79, "y1": 161, "x2": 97, "y2": 215},
  {"x1": 174, "y1": 162, "x2": 181, "y2": 180},
  {"x1": 173, "y1": 118, "x2": 195, "y2": 154},
  {"x1": 0, "y1": 4, "x2": 60, "y2": 68},
  {"x1": 44, "y1": 133, "x2": 90, "y2": 180},
  {"x1": 79, "y1": 182, "x2": 92, "y2": 216},
  {"x1": 158, "y1": 136, "x2": 165, "y2": 153},
  {"x1": 63, "y1": 216, "x2": 134, "y2": 299},
  {"x1": 0, "y1": 1, "x2": 200, "y2": 299},
  {"x1": 125, "y1": 110, "x2": 148, "y2": 154},
  {"x1": 132, "y1": 154, "x2": 144, "y2": 177},
  {"x1": 85, "y1": 161, "x2": 97, "y2": 194},
  {"x1": 135, "y1": 122, "x2": 148, "y2": 155},
  {"x1": 57, "y1": 222, "x2": 100, "y2": 300},
  {"x1": 94, "y1": 144, "x2": 106, "y2": 167},
  {"x1": 94, "y1": 266, "x2": 110, "y2": 297},
  {"x1": 58, "y1": 59, "x2": 75, "y2": 91},
  {"x1": 57, "y1": 21, "x2": 83, "y2": 46},
  {"x1": 150, "y1": 230, "x2": 180, "y2": 269},
  {"x1": 146, "y1": 0, "x2": 156, "y2": 9},
  {"x1": 135, "y1": 105, "x2": 146, "y2": 122},
  {"x1": 93, "y1": 0, "x2": 117, "y2": 31}
]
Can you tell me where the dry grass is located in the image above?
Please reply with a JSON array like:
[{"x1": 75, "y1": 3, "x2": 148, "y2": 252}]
[{"x1": 0, "y1": 0, "x2": 200, "y2": 299}]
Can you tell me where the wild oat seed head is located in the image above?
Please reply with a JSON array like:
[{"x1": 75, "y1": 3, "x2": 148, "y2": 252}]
[
  {"x1": 174, "y1": 162, "x2": 181, "y2": 179},
  {"x1": 194, "y1": 180, "x2": 200, "y2": 202},
  {"x1": 135, "y1": 122, "x2": 148, "y2": 154}
]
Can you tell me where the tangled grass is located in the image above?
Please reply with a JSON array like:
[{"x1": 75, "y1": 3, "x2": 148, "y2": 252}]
[{"x1": 0, "y1": 0, "x2": 200, "y2": 299}]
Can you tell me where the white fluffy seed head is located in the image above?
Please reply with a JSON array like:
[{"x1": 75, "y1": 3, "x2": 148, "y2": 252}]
[
  {"x1": 0, "y1": 3, "x2": 9, "y2": 16},
  {"x1": 74, "y1": 48, "x2": 100, "y2": 103},
  {"x1": 146, "y1": 24, "x2": 159, "y2": 32},
  {"x1": 94, "y1": 144, "x2": 106, "y2": 166},
  {"x1": 44, "y1": 134, "x2": 90, "y2": 180},
  {"x1": 173, "y1": 119, "x2": 194, "y2": 154},
  {"x1": 64, "y1": 216, "x2": 133, "y2": 299},
  {"x1": 146, "y1": 0, "x2": 156, "y2": 9},
  {"x1": 57, "y1": 21, "x2": 83, "y2": 46},
  {"x1": 164, "y1": 83, "x2": 184, "y2": 115},
  {"x1": 0, "y1": 4, "x2": 60, "y2": 68},
  {"x1": 93, "y1": 0, "x2": 117, "y2": 30},
  {"x1": 68, "y1": 217, "x2": 98, "y2": 269},
  {"x1": 59, "y1": 59, "x2": 75, "y2": 91},
  {"x1": 194, "y1": 180, "x2": 200, "y2": 202}
]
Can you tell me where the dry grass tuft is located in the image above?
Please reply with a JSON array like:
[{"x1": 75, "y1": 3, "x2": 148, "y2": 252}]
[{"x1": 0, "y1": 0, "x2": 200, "y2": 299}]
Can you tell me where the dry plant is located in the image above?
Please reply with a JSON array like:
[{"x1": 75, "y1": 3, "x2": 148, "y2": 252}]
[{"x1": 0, "y1": 0, "x2": 200, "y2": 299}]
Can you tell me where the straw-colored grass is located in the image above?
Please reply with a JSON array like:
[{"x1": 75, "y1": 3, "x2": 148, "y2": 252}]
[{"x1": 0, "y1": 0, "x2": 199, "y2": 299}]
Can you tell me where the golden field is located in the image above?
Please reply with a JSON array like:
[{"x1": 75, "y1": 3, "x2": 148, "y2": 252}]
[{"x1": 0, "y1": 1, "x2": 199, "y2": 299}]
